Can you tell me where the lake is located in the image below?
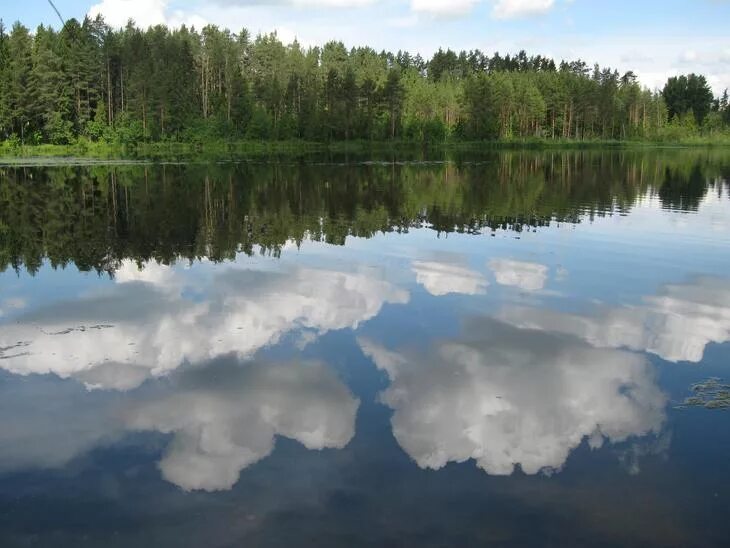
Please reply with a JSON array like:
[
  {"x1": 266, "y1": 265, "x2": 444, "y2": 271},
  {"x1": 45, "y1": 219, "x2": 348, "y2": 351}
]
[{"x1": 1, "y1": 149, "x2": 729, "y2": 547}]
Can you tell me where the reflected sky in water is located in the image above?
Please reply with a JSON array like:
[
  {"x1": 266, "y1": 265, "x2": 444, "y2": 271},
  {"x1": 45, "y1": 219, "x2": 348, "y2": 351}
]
[{"x1": 1, "y1": 151, "x2": 730, "y2": 547}]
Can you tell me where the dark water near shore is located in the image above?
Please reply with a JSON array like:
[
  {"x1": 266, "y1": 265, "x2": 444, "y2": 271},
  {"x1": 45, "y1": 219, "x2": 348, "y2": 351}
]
[{"x1": 1, "y1": 149, "x2": 730, "y2": 547}]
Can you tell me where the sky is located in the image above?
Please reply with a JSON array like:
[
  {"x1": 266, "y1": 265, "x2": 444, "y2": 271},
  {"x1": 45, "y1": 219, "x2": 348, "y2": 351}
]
[{"x1": 5, "y1": 0, "x2": 730, "y2": 94}]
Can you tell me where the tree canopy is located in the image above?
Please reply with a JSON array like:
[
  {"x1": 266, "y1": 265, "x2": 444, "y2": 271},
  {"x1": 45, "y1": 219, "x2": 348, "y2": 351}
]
[
  {"x1": 662, "y1": 74, "x2": 714, "y2": 125},
  {"x1": 0, "y1": 17, "x2": 728, "y2": 145}
]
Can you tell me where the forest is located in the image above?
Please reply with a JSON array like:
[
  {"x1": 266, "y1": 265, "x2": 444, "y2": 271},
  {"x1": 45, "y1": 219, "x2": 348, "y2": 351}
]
[{"x1": 1, "y1": 16, "x2": 729, "y2": 147}]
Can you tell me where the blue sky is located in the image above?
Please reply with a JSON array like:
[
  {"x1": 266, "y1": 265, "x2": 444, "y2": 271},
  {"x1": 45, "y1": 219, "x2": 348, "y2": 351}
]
[{"x1": 6, "y1": 0, "x2": 730, "y2": 93}]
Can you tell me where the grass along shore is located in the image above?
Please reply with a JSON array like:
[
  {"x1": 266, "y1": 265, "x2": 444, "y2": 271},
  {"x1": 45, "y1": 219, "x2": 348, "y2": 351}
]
[{"x1": 2, "y1": 135, "x2": 730, "y2": 162}]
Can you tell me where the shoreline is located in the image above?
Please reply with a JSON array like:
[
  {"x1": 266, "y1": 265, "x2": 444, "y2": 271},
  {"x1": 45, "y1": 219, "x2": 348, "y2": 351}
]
[{"x1": 1, "y1": 137, "x2": 729, "y2": 163}]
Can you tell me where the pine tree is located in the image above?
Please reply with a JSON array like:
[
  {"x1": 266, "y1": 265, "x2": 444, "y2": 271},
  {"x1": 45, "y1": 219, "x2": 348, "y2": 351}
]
[
  {"x1": 0, "y1": 20, "x2": 10, "y2": 138},
  {"x1": 721, "y1": 89, "x2": 730, "y2": 125},
  {"x1": 5, "y1": 23, "x2": 35, "y2": 142}
]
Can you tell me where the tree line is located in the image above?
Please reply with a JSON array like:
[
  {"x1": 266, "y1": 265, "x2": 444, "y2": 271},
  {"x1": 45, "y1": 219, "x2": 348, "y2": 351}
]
[
  {"x1": 2, "y1": 149, "x2": 727, "y2": 274},
  {"x1": 0, "y1": 17, "x2": 729, "y2": 146}
]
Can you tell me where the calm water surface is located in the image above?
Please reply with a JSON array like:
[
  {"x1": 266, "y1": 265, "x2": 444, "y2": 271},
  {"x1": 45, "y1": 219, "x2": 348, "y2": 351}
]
[{"x1": 1, "y1": 150, "x2": 729, "y2": 547}]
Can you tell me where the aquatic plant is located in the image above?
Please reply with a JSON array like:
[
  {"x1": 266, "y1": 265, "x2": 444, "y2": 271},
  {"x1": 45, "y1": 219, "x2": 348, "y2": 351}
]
[{"x1": 677, "y1": 378, "x2": 730, "y2": 410}]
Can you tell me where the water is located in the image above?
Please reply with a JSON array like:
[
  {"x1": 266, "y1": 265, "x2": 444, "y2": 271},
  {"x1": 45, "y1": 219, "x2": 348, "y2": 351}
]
[{"x1": 1, "y1": 149, "x2": 729, "y2": 547}]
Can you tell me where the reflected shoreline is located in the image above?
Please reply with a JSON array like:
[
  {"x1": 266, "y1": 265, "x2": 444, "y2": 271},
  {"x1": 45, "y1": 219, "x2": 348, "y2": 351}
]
[{"x1": 2, "y1": 149, "x2": 728, "y2": 275}]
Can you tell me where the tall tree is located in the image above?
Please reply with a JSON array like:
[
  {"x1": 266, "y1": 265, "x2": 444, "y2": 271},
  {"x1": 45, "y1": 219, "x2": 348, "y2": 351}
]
[
  {"x1": 0, "y1": 20, "x2": 10, "y2": 139},
  {"x1": 5, "y1": 23, "x2": 35, "y2": 142},
  {"x1": 662, "y1": 74, "x2": 713, "y2": 125},
  {"x1": 381, "y1": 69, "x2": 404, "y2": 139}
]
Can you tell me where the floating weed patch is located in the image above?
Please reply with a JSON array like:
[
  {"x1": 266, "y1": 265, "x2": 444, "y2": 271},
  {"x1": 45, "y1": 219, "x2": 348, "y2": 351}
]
[{"x1": 677, "y1": 378, "x2": 730, "y2": 410}]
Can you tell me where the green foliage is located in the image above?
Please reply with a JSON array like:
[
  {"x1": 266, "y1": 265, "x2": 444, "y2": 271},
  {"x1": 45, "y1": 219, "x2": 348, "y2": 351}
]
[
  {"x1": 0, "y1": 17, "x2": 728, "y2": 146},
  {"x1": 111, "y1": 113, "x2": 144, "y2": 145},
  {"x1": 404, "y1": 118, "x2": 447, "y2": 143},
  {"x1": 657, "y1": 111, "x2": 699, "y2": 141},
  {"x1": 0, "y1": 21, "x2": 9, "y2": 139},
  {"x1": 246, "y1": 106, "x2": 272, "y2": 140},
  {"x1": 662, "y1": 74, "x2": 714, "y2": 125},
  {"x1": 84, "y1": 119, "x2": 108, "y2": 142},
  {"x1": 721, "y1": 89, "x2": 730, "y2": 126},
  {"x1": 45, "y1": 111, "x2": 75, "y2": 144}
]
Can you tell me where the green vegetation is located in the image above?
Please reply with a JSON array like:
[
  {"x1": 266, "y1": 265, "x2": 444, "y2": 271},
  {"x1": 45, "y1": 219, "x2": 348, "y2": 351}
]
[
  {"x1": 1, "y1": 149, "x2": 728, "y2": 274},
  {"x1": 0, "y1": 17, "x2": 729, "y2": 154},
  {"x1": 678, "y1": 378, "x2": 730, "y2": 410}
]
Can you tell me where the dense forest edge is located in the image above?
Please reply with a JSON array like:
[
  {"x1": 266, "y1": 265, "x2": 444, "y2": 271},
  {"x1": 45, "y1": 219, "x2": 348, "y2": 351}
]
[{"x1": 1, "y1": 16, "x2": 730, "y2": 157}]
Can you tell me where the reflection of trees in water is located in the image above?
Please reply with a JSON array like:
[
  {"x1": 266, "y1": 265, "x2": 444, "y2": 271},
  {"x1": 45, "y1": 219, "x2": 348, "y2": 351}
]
[
  {"x1": 1, "y1": 150, "x2": 728, "y2": 274},
  {"x1": 659, "y1": 163, "x2": 709, "y2": 211}
]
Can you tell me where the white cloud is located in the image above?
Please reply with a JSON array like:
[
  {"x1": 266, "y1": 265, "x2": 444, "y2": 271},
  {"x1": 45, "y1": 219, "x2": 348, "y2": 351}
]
[
  {"x1": 359, "y1": 318, "x2": 666, "y2": 476},
  {"x1": 492, "y1": 0, "x2": 555, "y2": 19},
  {"x1": 412, "y1": 260, "x2": 488, "y2": 296},
  {"x1": 386, "y1": 14, "x2": 421, "y2": 28},
  {"x1": 410, "y1": 0, "x2": 557, "y2": 18},
  {"x1": 498, "y1": 277, "x2": 730, "y2": 363},
  {"x1": 88, "y1": 0, "x2": 208, "y2": 29},
  {"x1": 0, "y1": 260, "x2": 408, "y2": 389},
  {"x1": 679, "y1": 49, "x2": 698, "y2": 63},
  {"x1": 556, "y1": 35, "x2": 730, "y2": 94},
  {"x1": 89, "y1": 0, "x2": 169, "y2": 29},
  {"x1": 488, "y1": 258, "x2": 548, "y2": 292},
  {"x1": 411, "y1": 0, "x2": 480, "y2": 17},
  {"x1": 89, "y1": 0, "x2": 556, "y2": 27},
  {"x1": 215, "y1": 0, "x2": 376, "y2": 6},
  {"x1": 127, "y1": 358, "x2": 359, "y2": 491}
]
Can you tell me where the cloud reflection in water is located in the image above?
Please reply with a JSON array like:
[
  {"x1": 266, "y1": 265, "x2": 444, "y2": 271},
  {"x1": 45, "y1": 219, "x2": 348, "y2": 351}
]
[
  {"x1": 0, "y1": 356, "x2": 359, "y2": 492},
  {"x1": 412, "y1": 260, "x2": 488, "y2": 296},
  {"x1": 0, "y1": 260, "x2": 408, "y2": 389},
  {"x1": 359, "y1": 318, "x2": 666, "y2": 475},
  {"x1": 128, "y1": 358, "x2": 359, "y2": 491},
  {"x1": 498, "y1": 276, "x2": 730, "y2": 363}
]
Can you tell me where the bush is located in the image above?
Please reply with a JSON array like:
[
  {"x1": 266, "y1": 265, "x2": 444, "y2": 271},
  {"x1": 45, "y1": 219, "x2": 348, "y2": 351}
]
[
  {"x1": 45, "y1": 112, "x2": 75, "y2": 145},
  {"x1": 112, "y1": 113, "x2": 145, "y2": 145},
  {"x1": 85, "y1": 119, "x2": 107, "y2": 142},
  {"x1": 245, "y1": 107, "x2": 272, "y2": 140}
]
